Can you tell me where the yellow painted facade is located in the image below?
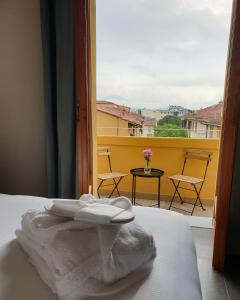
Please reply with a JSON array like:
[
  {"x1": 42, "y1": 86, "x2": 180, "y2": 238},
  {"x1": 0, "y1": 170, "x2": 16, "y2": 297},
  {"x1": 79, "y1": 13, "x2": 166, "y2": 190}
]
[
  {"x1": 97, "y1": 110, "x2": 130, "y2": 136},
  {"x1": 97, "y1": 136, "x2": 220, "y2": 202}
]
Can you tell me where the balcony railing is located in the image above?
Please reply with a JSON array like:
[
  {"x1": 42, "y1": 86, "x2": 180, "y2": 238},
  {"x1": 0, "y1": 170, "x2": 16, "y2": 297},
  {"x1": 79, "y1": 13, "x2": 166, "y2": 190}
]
[
  {"x1": 97, "y1": 136, "x2": 220, "y2": 203},
  {"x1": 97, "y1": 127, "x2": 221, "y2": 139}
]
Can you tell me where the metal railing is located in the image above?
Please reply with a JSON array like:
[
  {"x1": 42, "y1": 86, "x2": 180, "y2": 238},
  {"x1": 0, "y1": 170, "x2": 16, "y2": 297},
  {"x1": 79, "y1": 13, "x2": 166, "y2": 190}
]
[{"x1": 97, "y1": 127, "x2": 221, "y2": 139}]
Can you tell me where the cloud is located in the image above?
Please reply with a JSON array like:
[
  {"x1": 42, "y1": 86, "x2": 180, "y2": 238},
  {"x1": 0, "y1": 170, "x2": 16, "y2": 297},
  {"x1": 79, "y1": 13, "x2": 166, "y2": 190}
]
[{"x1": 97, "y1": 0, "x2": 232, "y2": 109}]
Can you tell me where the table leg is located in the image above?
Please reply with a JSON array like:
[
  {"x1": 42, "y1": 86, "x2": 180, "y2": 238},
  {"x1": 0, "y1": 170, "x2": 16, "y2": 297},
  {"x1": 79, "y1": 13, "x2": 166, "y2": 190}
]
[
  {"x1": 133, "y1": 175, "x2": 136, "y2": 205},
  {"x1": 131, "y1": 175, "x2": 134, "y2": 204},
  {"x1": 158, "y1": 177, "x2": 160, "y2": 208}
]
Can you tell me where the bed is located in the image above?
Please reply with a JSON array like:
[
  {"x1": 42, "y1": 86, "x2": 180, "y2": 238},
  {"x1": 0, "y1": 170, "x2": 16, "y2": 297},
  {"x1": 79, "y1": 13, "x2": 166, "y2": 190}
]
[{"x1": 0, "y1": 194, "x2": 202, "y2": 300}]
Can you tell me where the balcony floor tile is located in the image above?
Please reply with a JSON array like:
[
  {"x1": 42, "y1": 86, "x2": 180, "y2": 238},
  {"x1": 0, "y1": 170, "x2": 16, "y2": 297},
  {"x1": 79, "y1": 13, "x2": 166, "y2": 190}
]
[{"x1": 134, "y1": 198, "x2": 213, "y2": 218}]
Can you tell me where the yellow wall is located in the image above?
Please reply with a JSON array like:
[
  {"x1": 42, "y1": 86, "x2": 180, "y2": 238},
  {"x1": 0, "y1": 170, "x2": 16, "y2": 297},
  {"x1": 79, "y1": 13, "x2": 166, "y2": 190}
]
[
  {"x1": 97, "y1": 111, "x2": 129, "y2": 136},
  {"x1": 97, "y1": 136, "x2": 220, "y2": 202}
]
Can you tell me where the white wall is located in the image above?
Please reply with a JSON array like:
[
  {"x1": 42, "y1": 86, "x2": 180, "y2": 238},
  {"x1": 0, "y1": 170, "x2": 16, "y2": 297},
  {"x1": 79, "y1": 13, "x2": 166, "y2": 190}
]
[
  {"x1": 0, "y1": 0, "x2": 47, "y2": 196},
  {"x1": 189, "y1": 121, "x2": 207, "y2": 138}
]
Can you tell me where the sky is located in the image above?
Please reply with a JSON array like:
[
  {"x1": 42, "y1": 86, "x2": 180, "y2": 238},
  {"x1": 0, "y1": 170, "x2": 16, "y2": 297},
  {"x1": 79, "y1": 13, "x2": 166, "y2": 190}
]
[{"x1": 96, "y1": 0, "x2": 232, "y2": 110}]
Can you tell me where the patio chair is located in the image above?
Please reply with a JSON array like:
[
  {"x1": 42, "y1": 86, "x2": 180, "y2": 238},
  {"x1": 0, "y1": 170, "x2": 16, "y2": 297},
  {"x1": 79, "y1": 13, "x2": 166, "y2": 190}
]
[
  {"x1": 168, "y1": 149, "x2": 212, "y2": 215},
  {"x1": 97, "y1": 146, "x2": 127, "y2": 198}
]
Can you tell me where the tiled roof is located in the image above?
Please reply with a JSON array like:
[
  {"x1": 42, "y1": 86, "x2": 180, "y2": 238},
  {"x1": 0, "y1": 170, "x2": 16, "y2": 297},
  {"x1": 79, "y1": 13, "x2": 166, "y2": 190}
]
[
  {"x1": 143, "y1": 118, "x2": 157, "y2": 126},
  {"x1": 97, "y1": 101, "x2": 145, "y2": 125},
  {"x1": 183, "y1": 102, "x2": 223, "y2": 126}
]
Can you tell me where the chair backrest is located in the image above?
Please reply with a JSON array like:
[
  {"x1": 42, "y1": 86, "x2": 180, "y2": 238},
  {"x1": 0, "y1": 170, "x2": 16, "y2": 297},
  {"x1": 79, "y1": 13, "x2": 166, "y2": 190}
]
[
  {"x1": 182, "y1": 149, "x2": 213, "y2": 179},
  {"x1": 97, "y1": 146, "x2": 113, "y2": 172}
]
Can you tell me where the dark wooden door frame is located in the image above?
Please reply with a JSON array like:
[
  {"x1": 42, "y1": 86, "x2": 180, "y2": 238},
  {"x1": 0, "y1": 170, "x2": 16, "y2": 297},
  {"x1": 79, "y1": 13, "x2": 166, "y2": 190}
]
[
  {"x1": 213, "y1": 0, "x2": 240, "y2": 271},
  {"x1": 75, "y1": 0, "x2": 93, "y2": 196}
]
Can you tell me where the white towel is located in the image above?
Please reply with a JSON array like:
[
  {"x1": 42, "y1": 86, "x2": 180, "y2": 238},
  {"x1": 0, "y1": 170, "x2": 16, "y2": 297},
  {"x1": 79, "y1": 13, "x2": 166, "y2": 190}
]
[{"x1": 15, "y1": 195, "x2": 156, "y2": 300}]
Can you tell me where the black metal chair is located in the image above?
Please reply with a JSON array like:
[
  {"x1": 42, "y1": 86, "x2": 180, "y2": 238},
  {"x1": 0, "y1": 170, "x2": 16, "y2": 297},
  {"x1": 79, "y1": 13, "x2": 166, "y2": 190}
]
[
  {"x1": 97, "y1": 146, "x2": 126, "y2": 198},
  {"x1": 168, "y1": 149, "x2": 212, "y2": 215}
]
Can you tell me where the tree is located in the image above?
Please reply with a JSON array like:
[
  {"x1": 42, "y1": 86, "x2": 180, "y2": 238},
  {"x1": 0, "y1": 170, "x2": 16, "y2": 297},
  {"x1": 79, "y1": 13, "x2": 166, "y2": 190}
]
[
  {"x1": 154, "y1": 124, "x2": 188, "y2": 138},
  {"x1": 158, "y1": 115, "x2": 182, "y2": 126}
]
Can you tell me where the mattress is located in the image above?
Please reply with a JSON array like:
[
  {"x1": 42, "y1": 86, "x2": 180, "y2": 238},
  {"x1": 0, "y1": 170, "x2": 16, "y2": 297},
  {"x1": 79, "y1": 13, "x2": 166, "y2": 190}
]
[{"x1": 0, "y1": 194, "x2": 202, "y2": 300}]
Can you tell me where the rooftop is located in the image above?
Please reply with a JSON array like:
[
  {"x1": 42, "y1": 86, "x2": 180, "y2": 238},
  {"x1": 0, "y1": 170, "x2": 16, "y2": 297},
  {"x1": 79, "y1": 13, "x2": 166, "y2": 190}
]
[
  {"x1": 97, "y1": 100, "x2": 145, "y2": 125},
  {"x1": 143, "y1": 118, "x2": 157, "y2": 127},
  {"x1": 183, "y1": 102, "x2": 223, "y2": 126}
]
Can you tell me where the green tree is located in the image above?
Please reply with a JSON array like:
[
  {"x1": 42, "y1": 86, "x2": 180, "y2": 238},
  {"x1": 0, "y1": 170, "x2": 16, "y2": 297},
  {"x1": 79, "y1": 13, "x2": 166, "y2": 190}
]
[
  {"x1": 158, "y1": 115, "x2": 182, "y2": 126},
  {"x1": 154, "y1": 124, "x2": 188, "y2": 138}
]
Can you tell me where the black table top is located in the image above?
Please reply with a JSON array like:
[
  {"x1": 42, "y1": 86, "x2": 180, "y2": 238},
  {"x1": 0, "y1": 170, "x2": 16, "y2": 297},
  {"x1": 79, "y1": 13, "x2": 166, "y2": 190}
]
[{"x1": 130, "y1": 168, "x2": 164, "y2": 178}]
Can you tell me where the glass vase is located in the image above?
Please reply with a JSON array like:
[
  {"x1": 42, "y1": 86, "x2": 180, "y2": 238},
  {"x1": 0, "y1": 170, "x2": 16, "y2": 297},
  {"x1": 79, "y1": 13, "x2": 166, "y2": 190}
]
[{"x1": 144, "y1": 162, "x2": 151, "y2": 174}]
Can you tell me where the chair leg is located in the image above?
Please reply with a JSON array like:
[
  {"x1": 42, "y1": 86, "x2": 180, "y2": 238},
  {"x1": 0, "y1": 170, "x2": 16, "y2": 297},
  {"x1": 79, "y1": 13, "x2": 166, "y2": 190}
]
[
  {"x1": 175, "y1": 187, "x2": 184, "y2": 204},
  {"x1": 97, "y1": 179, "x2": 104, "y2": 198},
  {"x1": 169, "y1": 189, "x2": 177, "y2": 210},
  {"x1": 173, "y1": 180, "x2": 184, "y2": 204},
  {"x1": 112, "y1": 178, "x2": 121, "y2": 196},
  {"x1": 191, "y1": 184, "x2": 206, "y2": 215},
  {"x1": 108, "y1": 177, "x2": 124, "y2": 198},
  {"x1": 198, "y1": 197, "x2": 206, "y2": 211},
  {"x1": 169, "y1": 179, "x2": 184, "y2": 210}
]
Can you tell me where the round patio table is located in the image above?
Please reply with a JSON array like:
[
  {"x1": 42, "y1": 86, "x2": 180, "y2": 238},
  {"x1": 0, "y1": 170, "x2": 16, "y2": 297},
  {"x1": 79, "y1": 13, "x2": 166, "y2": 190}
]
[{"x1": 130, "y1": 168, "x2": 164, "y2": 208}]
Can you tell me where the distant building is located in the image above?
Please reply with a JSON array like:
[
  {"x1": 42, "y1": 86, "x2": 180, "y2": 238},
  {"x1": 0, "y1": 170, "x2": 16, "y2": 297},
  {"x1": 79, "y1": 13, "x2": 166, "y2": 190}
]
[
  {"x1": 140, "y1": 105, "x2": 193, "y2": 121},
  {"x1": 182, "y1": 102, "x2": 223, "y2": 138},
  {"x1": 139, "y1": 108, "x2": 167, "y2": 120},
  {"x1": 97, "y1": 100, "x2": 145, "y2": 136},
  {"x1": 142, "y1": 118, "x2": 157, "y2": 136},
  {"x1": 168, "y1": 105, "x2": 193, "y2": 117}
]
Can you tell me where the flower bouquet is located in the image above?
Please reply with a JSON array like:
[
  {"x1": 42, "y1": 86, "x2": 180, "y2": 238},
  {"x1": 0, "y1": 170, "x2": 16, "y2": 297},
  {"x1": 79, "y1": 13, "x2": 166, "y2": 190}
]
[{"x1": 143, "y1": 148, "x2": 152, "y2": 174}]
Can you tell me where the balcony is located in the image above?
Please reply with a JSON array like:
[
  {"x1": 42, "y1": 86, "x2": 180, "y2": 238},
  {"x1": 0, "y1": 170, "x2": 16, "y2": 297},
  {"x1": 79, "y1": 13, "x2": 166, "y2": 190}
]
[{"x1": 97, "y1": 135, "x2": 219, "y2": 217}]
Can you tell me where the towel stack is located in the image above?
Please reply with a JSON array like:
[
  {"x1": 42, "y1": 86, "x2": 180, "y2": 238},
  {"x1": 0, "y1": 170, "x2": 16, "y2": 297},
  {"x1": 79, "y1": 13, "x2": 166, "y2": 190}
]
[{"x1": 16, "y1": 195, "x2": 156, "y2": 300}]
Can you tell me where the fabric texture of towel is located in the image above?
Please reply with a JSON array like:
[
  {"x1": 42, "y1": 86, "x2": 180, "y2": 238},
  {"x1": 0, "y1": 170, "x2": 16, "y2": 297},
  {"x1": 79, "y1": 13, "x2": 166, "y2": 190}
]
[{"x1": 15, "y1": 195, "x2": 156, "y2": 300}]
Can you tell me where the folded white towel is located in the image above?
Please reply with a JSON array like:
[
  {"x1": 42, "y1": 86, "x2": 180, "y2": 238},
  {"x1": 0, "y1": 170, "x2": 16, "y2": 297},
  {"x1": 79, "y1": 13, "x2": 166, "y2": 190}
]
[{"x1": 16, "y1": 195, "x2": 156, "y2": 300}]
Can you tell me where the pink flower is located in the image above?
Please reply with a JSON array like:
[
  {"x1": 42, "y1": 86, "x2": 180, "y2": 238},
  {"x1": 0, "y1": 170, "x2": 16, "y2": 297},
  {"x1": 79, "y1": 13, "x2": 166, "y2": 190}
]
[{"x1": 143, "y1": 148, "x2": 153, "y2": 161}]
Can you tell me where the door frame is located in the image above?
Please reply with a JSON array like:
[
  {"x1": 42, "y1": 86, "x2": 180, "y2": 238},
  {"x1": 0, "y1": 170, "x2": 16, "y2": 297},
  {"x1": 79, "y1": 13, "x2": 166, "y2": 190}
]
[
  {"x1": 75, "y1": 0, "x2": 96, "y2": 196},
  {"x1": 213, "y1": 0, "x2": 240, "y2": 271}
]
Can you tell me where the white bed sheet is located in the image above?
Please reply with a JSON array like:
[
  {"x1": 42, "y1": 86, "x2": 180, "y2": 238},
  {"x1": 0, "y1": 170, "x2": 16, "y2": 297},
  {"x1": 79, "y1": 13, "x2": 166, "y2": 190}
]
[{"x1": 0, "y1": 194, "x2": 202, "y2": 300}]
